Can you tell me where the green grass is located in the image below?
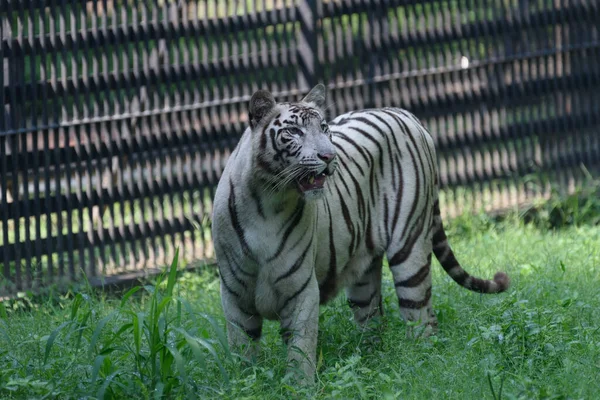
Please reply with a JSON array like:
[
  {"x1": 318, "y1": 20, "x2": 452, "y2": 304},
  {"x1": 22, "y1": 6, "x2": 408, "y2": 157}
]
[{"x1": 1, "y1": 213, "x2": 599, "y2": 399}]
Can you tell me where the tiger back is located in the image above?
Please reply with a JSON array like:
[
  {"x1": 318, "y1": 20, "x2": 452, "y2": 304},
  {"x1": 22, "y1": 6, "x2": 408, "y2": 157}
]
[{"x1": 211, "y1": 84, "x2": 509, "y2": 383}]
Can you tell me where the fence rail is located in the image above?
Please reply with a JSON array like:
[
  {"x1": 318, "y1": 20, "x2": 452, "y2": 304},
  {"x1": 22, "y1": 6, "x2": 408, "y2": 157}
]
[{"x1": 1, "y1": 0, "x2": 599, "y2": 296}]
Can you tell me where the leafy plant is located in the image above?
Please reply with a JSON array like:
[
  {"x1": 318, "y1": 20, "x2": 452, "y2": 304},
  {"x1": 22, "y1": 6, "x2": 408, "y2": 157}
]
[
  {"x1": 86, "y1": 248, "x2": 230, "y2": 398},
  {"x1": 520, "y1": 175, "x2": 600, "y2": 229}
]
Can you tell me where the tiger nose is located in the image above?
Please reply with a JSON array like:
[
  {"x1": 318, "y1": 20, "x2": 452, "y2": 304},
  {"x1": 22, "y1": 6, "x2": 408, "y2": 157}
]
[{"x1": 317, "y1": 152, "x2": 336, "y2": 164}]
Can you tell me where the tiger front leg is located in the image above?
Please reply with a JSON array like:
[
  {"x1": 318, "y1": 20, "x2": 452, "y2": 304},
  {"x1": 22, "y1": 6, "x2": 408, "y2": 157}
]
[
  {"x1": 220, "y1": 280, "x2": 263, "y2": 361},
  {"x1": 278, "y1": 275, "x2": 320, "y2": 384}
]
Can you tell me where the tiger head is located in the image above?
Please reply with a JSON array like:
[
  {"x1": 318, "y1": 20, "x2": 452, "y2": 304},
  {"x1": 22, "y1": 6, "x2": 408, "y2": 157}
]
[{"x1": 248, "y1": 84, "x2": 337, "y2": 200}]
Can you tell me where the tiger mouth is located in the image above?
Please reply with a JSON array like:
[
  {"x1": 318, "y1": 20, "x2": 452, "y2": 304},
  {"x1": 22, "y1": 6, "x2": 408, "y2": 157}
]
[{"x1": 297, "y1": 172, "x2": 327, "y2": 192}]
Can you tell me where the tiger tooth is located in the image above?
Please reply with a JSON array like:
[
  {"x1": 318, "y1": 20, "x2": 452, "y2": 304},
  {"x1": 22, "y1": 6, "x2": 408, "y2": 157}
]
[{"x1": 309, "y1": 176, "x2": 315, "y2": 184}]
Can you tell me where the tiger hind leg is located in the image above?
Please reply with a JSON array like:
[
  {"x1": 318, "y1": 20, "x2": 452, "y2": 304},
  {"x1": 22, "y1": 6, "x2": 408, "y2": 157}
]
[
  {"x1": 346, "y1": 256, "x2": 384, "y2": 327},
  {"x1": 387, "y1": 234, "x2": 438, "y2": 338}
]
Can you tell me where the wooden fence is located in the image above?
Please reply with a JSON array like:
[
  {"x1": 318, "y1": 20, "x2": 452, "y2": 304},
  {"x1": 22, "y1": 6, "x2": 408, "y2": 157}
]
[{"x1": 1, "y1": 0, "x2": 599, "y2": 295}]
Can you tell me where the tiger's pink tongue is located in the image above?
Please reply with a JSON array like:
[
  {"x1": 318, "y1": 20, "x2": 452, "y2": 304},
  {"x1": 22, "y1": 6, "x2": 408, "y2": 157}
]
[{"x1": 298, "y1": 174, "x2": 326, "y2": 192}]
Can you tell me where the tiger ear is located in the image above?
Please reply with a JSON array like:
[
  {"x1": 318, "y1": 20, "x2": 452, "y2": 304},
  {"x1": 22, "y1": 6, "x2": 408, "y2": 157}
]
[
  {"x1": 249, "y1": 89, "x2": 276, "y2": 129},
  {"x1": 301, "y1": 83, "x2": 327, "y2": 112}
]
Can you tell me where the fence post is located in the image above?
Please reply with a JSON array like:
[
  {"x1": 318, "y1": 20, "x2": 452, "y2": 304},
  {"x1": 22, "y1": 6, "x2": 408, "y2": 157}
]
[{"x1": 296, "y1": 0, "x2": 319, "y2": 92}]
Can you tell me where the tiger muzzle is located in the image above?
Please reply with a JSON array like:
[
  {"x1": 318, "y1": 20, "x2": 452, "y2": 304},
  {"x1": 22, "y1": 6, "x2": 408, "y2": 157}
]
[{"x1": 297, "y1": 171, "x2": 327, "y2": 192}]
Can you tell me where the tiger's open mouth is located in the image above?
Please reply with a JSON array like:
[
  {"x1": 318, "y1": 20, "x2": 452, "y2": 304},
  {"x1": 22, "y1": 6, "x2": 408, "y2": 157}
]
[{"x1": 297, "y1": 172, "x2": 327, "y2": 192}]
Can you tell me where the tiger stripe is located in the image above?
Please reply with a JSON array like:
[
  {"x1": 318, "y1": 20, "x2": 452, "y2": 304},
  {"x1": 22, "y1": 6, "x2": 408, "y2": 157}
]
[
  {"x1": 319, "y1": 199, "x2": 338, "y2": 304},
  {"x1": 396, "y1": 254, "x2": 432, "y2": 288},
  {"x1": 274, "y1": 236, "x2": 313, "y2": 283},
  {"x1": 227, "y1": 179, "x2": 256, "y2": 263},
  {"x1": 278, "y1": 272, "x2": 313, "y2": 315},
  {"x1": 268, "y1": 200, "x2": 305, "y2": 262}
]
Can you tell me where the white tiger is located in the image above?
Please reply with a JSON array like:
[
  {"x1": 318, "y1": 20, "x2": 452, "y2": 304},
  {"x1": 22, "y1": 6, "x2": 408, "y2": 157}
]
[{"x1": 211, "y1": 84, "x2": 510, "y2": 382}]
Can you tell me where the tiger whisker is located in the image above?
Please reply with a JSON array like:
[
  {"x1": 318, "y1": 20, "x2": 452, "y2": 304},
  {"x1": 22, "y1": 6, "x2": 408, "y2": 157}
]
[
  {"x1": 262, "y1": 165, "x2": 302, "y2": 188},
  {"x1": 263, "y1": 165, "x2": 306, "y2": 198},
  {"x1": 266, "y1": 164, "x2": 303, "y2": 185}
]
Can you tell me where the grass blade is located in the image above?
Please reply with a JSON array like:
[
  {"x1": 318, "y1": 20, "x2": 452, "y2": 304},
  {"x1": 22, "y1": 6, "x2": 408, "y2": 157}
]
[
  {"x1": 177, "y1": 329, "x2": 206, "y2": 369},
  {"x1": 103, "y1": 322, "x2": 133, "y2": 351},
  {"x1": 156, "y1": 297, "x2": 173, "y2": 316},
  {"x1": 88, "y1": 312, "x2": 116, "y2": 358},
  {"x1": 167, "y1": 344, "x2": 187, "y2": 385},
  {"x1": 487, "y1": 373, "x2": 498, "y2": 400},
  {"x1": 119, "y1": 286, "x2": 142, "y2": 308},
  {"x1": 70, "y1": 293, "x2": 83, "y2": 320},
  {"x1": 74, "y1": 310, "x2": 92, "y2": 350},
  {"x1": 44, "y1": 321, "x2": 71, "y2": 365},
  {"x1": 153, "y1": 382, "x2": 164, "y2": 400},
  {"x1": 0, "y1": 301, "x2": 7, "y2": 319},
  {"x1": 0, "y1": 319, "x2": 11, "y2": 344},
  {"x1": 90, "y1": 355, "x2": 105, "y2": 384},
  {"x1": 133, "y1": 312, "x2": 144, "y2": 357},
  {"x1": 97, "y1": 370, "x2": 120, "y2": 400},
  {"x1": 143, "y1": 285, "x2": 156, "y2": 296},
  {"x1": 175, "y1": 327, "x2": 229, "y2": 385},
  {"x1": 166, "y1": 248, "x2": 180, "y2": 298},
  {"x1": 175, "y1": 298, "x2": 182, "y2": 328},
  {"x1": 176, "y1": 296, "x2": 196, "y2": 317},
  {"x1": 175, "y1": 298, "x2": 230, "y2": 358},
  {"x1": 160, "y1": 351, "x2": 175, "y2": 385},
  {"x1": 202, "y1": 313, "x2": 231, "y2": 359}
]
